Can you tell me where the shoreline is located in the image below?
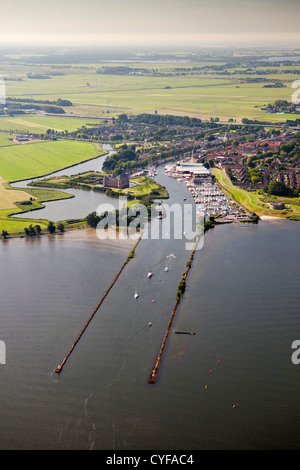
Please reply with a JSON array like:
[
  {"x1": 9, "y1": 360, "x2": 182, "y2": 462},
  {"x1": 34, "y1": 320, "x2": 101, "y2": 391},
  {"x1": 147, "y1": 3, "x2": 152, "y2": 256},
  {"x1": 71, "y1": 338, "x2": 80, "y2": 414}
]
[
  {"x1": 259, "y1": 215, "x2": 285, "y2": 220},
  {"x1": 9, "y1": 143, "x2": 109, "y2": 185}
]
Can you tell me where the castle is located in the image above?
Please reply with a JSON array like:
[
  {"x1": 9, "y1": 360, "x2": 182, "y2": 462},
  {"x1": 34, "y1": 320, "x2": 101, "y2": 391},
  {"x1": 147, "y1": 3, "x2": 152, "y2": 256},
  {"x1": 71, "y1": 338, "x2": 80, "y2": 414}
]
[{"x1": 103, "y1": 173, "x2": 130, "y2": 189}]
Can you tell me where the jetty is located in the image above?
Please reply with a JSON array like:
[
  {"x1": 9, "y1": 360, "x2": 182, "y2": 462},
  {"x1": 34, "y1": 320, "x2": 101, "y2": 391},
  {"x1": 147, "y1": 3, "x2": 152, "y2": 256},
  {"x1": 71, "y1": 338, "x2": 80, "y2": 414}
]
[
  {"x1": 148, "y1": 235, "x2": 199, "y2": 384},
  {"x1": 55, "y1": 235, "x2": 142, "y2": 374}
]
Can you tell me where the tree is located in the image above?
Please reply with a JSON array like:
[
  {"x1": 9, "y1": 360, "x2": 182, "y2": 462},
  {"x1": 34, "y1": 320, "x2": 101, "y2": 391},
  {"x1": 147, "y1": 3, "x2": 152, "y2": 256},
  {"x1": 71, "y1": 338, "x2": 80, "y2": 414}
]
[
  {"x1": 57, "y1": 223, "x2": 65, "y2": 233},
  {"x1": 47, "y1": 221, "x2": 56, "y2": 234},
  {"x1": 35, "y1": 225, "x2": 41, "y2": 235},
  {"x1": 24, "y1": 227, "x2": 30, "y2": 236},
  {"x1": 86, "y1": 212, "x2": 100, "y2": 228},
  {"x1": 266, "y1": 181, "x2": 294, "y2": 197},
  {"x1": 28, "y1": 224, "x2": 36, "y2": 236},
  {"x1": 118, "y1": 113, "x2": 128, "y2": 123},
  {"x1": 1, "y1": 230, "x2": 8, "y2": 239},
  {"x1": 246, "y1": 156, "x2": 255, "y2": 168}
]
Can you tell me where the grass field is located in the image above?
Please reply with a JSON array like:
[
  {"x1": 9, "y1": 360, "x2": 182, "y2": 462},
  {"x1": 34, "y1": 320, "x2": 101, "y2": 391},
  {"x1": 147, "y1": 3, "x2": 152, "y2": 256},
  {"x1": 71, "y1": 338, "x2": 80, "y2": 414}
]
[
  {"x1": 0, "y1": 177, "x2": 35, "y2": 210},
  {"x1": 0, "y1": 115, "x2": 104, "y2": 133},
  {"x1": 0, "y1": 138, "x2": 105, "y2": 234},
  {"x1": 0, "y1": 133, "x2": 18, "y2": 146},
  {"x1": 3, "y1": 64, "x2": 300, "y2": 122},
  {"x1": 0, "y1": 140, "x2": 102, "y2": 181},
  {"x1": 213, "y1": 168, "x2": 268, "y2": 212},
  {"x1": 0, "y1": 185, "x2": 77, "y2": 235},
  {"x1": 213, "y1": 168, "x2": 300, "y2": 220}
]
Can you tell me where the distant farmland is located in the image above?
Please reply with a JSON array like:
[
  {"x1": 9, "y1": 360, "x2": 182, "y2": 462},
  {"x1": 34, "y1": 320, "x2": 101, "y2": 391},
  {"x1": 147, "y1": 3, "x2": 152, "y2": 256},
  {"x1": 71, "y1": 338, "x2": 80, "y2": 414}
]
[
  {"x1": 3, "y1": 65, "x2": 300, "y2": 123},
  {"x1": 0, "y1": 115, "x2": 103, "y2": 133}
]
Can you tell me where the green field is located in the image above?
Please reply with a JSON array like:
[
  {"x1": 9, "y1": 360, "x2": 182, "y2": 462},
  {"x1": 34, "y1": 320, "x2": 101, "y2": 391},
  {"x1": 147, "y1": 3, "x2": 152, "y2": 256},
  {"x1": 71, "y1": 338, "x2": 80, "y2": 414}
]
[
  {"x1": 0, "y1": 140, "x2": 102, "y2": 181},
  {"x1": 0, "y1": 115, "x2": 104, "y2": 133},
  {"x1": 213, "y1": 168, "x2": 300, "y2": 220},
  {"x1": 213, "y1": 168, "x2": 268, "y2": 212},
  {"x1": 0, "y1": 186, "x2": 75, "y2": 235},
  {"x1": 3, "y1": 64, "x2": 300, "y2": 122}
]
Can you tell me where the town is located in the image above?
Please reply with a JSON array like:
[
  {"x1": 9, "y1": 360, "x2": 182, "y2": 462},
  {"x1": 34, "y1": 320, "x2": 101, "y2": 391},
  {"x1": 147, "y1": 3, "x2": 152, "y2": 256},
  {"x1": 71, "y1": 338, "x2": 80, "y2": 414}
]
[{"x1": 34, "y1": 113, "x2": 299, "y2": 196}]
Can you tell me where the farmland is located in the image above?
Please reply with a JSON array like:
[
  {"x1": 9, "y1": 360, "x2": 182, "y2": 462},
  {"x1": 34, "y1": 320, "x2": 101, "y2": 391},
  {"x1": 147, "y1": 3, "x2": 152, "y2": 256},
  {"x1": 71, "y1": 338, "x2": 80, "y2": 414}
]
[
  {"x1": 0, "y1": 115, "x2": 105, "y2": 133},
  {"x1": 0, "y1": 47, "x2": 299, "y2": 235},
  {"x1": 0, "y1": 177, "x2": 35, "y2": 210},
  {"x1": 0, "y1": 140, "x2": 103, "y2": 181},
  {"x1": 2, "y1": 58, "x2": 300, "y2": 123}
]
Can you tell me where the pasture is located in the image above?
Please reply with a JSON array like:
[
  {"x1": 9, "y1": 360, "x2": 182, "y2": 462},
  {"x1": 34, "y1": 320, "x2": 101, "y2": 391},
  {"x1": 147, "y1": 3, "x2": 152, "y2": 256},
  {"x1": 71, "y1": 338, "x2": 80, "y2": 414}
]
[
  {"x1": 0, "y1": 140, "x2": 102, "y2": 181},
  {"x1": 3, "y1": 63, "x2": 300, "y2": 123}
]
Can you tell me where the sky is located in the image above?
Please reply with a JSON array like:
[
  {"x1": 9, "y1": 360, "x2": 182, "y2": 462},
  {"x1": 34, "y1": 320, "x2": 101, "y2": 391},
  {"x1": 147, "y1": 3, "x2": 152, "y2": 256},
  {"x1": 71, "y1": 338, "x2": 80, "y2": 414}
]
[{"x1": 0, "y1": 0, "x2": 299, "y2": 47}]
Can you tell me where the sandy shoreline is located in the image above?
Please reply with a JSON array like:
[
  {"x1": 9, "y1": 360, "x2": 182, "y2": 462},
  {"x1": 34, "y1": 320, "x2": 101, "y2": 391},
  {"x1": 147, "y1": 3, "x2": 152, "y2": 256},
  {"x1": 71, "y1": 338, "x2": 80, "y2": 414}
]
[{"x1": 260, "y1": 215, "x2": 284, "y2": 220}]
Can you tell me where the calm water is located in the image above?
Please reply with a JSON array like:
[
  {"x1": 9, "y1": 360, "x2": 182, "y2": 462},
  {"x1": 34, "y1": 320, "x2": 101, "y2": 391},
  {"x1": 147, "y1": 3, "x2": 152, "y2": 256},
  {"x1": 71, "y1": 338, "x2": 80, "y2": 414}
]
[{"x1": 1, "y1": 164, "x2": 300, "y2": 450}]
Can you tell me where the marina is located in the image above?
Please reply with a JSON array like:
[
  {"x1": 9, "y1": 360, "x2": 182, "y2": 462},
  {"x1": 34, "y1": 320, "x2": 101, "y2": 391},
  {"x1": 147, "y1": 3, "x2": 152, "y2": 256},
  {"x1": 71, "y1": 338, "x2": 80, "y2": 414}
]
[{"x1": 164, "y1": 161, "x2": 253, "y2": 222}]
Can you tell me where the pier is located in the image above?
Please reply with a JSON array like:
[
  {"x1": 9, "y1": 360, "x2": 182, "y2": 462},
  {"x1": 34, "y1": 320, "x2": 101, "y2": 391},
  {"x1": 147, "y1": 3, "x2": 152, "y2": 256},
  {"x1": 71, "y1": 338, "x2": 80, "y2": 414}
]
[
  {"x1": 148, "y1": 236, "x2": 199, "y2": 384},
  {"x1": 55, "y1": 235, "x2": 142, "y2": 374}
]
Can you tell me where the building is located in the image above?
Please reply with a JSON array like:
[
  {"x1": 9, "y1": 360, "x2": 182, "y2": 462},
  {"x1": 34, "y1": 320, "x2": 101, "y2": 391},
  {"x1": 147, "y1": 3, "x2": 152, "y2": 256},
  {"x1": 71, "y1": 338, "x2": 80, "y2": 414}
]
[
  {"x1": 103, "y1": 173, "x2": 130, "y2": 189},
  {"x1": 175, "y1": 162, "x2": 210, "y2": 177},
  {"x1": 270, "y1": 202, "x2": 285, "y2": 210}
]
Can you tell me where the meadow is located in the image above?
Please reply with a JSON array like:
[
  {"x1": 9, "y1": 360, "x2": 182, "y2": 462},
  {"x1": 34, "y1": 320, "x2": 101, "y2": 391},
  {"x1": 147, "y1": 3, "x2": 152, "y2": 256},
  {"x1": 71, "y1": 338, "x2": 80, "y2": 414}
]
[
  {"x1": 0, "y1": 140, "x2": 102, "y2": 181},
  {"x1": 0, "y1": 115, "x2": 104, "y2": 133},
  {"x1": 3, "y1": 62, "x2": 300, "y2": 123},
  {"x1": 0, "y1": 177, "x2": 34, "y2": 210}
]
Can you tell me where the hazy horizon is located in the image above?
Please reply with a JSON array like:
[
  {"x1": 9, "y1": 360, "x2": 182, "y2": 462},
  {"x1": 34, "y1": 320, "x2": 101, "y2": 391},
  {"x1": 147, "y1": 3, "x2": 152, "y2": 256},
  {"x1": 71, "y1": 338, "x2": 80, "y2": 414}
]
[{"x1": 0, "y1": 0, "x2": 299, "y2": 49}]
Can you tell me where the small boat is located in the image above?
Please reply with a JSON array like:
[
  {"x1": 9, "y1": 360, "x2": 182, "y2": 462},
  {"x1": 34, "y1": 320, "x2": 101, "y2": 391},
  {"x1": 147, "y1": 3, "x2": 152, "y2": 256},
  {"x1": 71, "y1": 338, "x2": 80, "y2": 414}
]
[
  {"x1": 134, "y1": 287, "x2": 139, "y2": 299},
  {"x1": 147, "y1": 271, "x2": 152, "y2": 278},
  {"x1": 148, "y1": 322, "x2": 152, "y2": 327},
  {"x1": 175, "y1": 331, "x2": 196, "y2": 335},
  {"x1": 164, "y1": 266, "x2": 169, "y2": 272},
  {"x1": 152, "y1": 299, "x2": 155, "y2": 303}
]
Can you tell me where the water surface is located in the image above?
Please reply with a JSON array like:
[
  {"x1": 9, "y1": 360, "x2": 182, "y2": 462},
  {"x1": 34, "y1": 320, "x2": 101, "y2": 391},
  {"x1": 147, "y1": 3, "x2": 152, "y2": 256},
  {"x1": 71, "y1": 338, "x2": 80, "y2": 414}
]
[{"x1": 0, "y1": 166, "x2": 299, "y2": 449}]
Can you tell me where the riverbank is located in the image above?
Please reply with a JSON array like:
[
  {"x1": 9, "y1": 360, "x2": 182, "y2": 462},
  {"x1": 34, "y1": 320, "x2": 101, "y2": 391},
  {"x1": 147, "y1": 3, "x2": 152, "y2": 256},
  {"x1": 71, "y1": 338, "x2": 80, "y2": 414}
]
[
  {"x1": 0, "y1": 144, "x2": 115, "y2": 237},
  {"x1": 213, "y1": 168, "x2": 300, "y2": 221}
]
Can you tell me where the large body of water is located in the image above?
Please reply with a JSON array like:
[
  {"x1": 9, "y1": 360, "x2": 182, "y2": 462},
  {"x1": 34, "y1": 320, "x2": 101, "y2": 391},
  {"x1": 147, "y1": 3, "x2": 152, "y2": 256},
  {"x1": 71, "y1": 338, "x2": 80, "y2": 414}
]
[{"x1": 1, "y1": 153, "x2": 300, "y2": 450}]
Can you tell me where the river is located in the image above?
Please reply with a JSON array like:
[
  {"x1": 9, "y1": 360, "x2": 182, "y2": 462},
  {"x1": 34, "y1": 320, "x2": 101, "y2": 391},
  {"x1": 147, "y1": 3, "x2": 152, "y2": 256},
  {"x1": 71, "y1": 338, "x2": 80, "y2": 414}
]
[{"x1": 1, "y1": 150, "x2": 300, "y2": 450}]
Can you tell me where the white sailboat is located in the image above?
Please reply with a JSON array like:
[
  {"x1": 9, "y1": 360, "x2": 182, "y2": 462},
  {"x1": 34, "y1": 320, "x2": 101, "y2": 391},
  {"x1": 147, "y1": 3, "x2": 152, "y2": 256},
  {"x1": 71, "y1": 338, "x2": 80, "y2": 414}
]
[{"x1": 134, "y1": 287, "x2": 139, "y2": 299}]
